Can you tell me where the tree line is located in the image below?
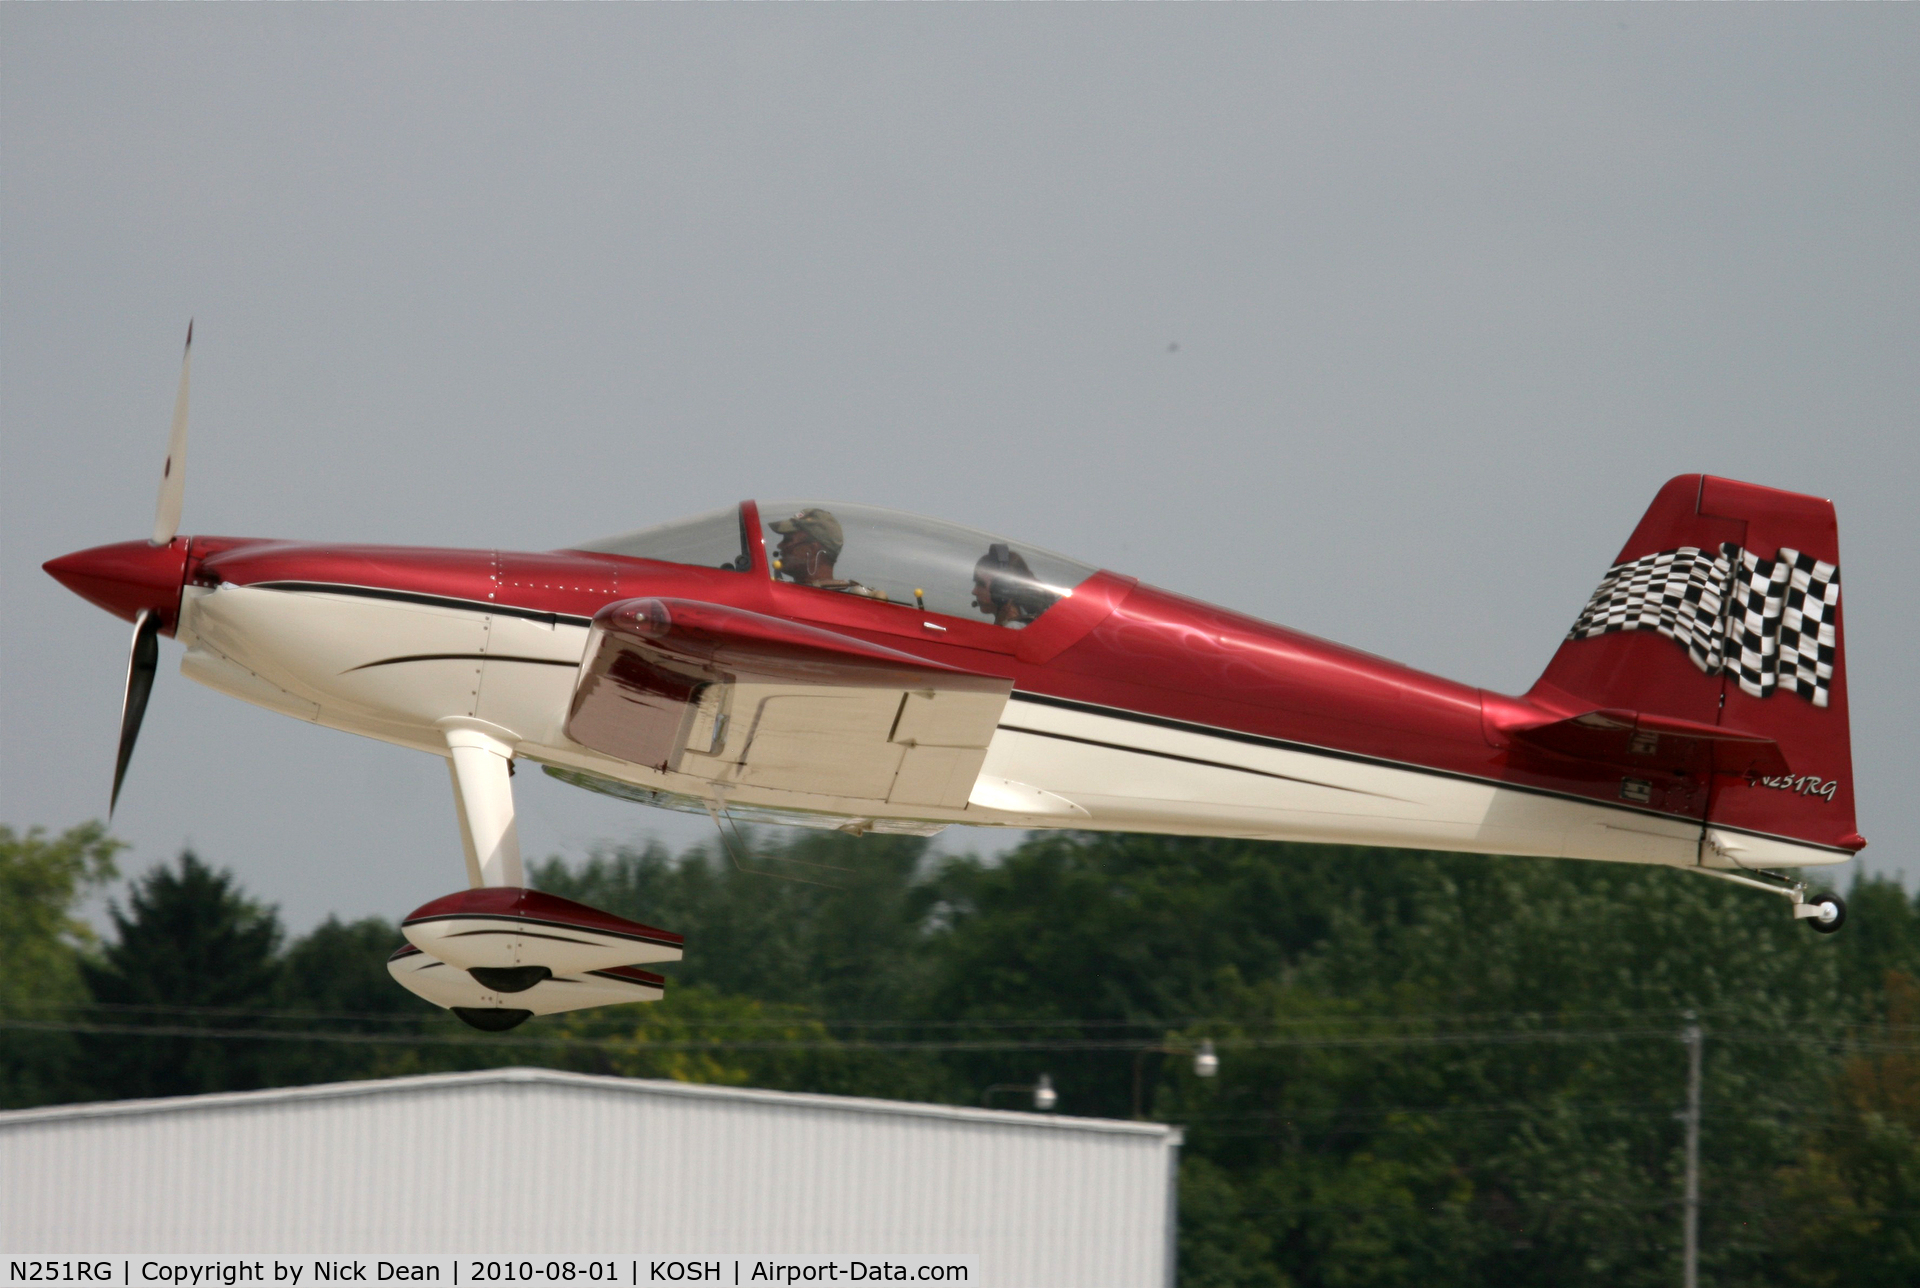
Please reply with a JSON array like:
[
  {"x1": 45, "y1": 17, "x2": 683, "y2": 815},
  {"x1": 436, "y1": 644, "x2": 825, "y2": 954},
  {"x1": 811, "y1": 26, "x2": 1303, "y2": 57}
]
[{"x1": 4, "y1": 819, "x2": 1918, "y2": 1287}]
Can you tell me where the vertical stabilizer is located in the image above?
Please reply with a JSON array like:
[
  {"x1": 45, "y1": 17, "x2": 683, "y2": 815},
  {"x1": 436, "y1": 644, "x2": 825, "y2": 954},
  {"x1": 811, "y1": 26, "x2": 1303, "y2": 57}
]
[{"x1": 1530, "y1": 475, "x2": 1860, "y2": 861}]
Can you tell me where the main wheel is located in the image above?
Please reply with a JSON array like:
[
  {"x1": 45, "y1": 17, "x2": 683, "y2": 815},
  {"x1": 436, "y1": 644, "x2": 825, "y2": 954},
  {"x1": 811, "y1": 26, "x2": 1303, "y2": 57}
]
[
  {"x1": 469, "y1": 965, "x2": 553, "y2": 994},
  {"x1": 1805, "y1": 892, "x2": 1847, "y2": 935},
  {"x1": 452, "y1": 1006, "x2": 534, "y2": 1031}
]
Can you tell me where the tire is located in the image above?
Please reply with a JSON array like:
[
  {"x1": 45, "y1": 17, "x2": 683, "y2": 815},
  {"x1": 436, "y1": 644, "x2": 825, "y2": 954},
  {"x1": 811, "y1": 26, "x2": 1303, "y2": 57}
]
[
  {"x1": 1806, "y1": 892, "x2": 1847, "y2": 935},
  {"x1": 452, "y1": 1006, "x2": 535, "y2": 1031},
  {"x1": 469, "y1": 965, "x2": 553, "y2": 994}
]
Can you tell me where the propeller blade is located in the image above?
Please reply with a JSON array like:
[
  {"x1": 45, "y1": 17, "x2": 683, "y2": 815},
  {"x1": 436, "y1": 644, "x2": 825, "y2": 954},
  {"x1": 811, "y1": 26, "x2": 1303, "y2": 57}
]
[
  {"x1": 151, "y1": 321, "x2": 192, "y2": 546},
  {"x1": 111, "y1": 609, "x2": 161, "y2": 816}
]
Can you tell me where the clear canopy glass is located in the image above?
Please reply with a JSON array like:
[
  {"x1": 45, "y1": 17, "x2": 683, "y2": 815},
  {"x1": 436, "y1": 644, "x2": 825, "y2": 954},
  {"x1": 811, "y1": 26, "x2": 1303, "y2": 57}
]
[
  {"x1": 573, "y1": 501, "x2": 1098, "y2": 628},
  {"x1": 572, "y1": 505, "x2": 751, "y2": 572},
  {"x1": 756, "y1": 499, "x2": 1096, "y2": 628}
]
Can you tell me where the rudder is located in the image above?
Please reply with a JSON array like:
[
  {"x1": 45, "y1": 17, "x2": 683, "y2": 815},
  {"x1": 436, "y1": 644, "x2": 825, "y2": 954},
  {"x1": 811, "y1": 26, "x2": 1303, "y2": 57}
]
[{"x1": 1530, "y1": 475, "x2": 1860, "y2": 863}]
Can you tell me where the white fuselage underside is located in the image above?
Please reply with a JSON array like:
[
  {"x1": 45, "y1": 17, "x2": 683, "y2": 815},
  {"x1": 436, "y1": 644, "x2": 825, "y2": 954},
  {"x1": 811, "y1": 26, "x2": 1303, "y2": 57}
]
[{"x1": 175, "y1": 583, "x2": 1841, "y2": 872}]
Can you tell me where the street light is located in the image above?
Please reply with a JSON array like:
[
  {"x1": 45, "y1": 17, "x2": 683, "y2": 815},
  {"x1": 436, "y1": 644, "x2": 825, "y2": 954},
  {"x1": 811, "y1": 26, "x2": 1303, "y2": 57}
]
[
  {"x1": 982, "y1": 1075, "x2": 1058, "y2": 1112},
  {"x1": 1133, "y1": 1041, "x2": 1222, "y2": 1119}
]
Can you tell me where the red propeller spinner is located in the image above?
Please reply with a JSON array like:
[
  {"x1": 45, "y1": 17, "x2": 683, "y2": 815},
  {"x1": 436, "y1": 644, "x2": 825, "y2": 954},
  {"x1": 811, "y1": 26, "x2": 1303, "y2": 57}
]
[{"x1": 43, "y1": 538, "x2": 191, "y2": 632}]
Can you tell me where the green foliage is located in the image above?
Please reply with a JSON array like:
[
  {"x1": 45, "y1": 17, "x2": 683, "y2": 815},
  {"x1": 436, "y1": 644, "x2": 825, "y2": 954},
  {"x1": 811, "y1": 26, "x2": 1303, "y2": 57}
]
[
  {"x1": 1178, "y1": 1154, "x2": 1288, "y2": 1288},
  {"x1": 547, "y1": 986, "x2": 957, "y2": 1102},
  {"x1": 915, "y1": 834, "x2": 1454, "y2": 1118},
  {"x1": 79, "y1": 851, "x2": 285, "y2": 1099},
  {"x1": 1774, "y1": 970, "x2": 1920, "y2": 1285},
  {"x1": 531, "y1": 831, "x2": 939, "y2": 1018},
  {"x1": 1151, "y1": 870, "x2": 1813, "y2": 1284},
  {"x1": 0, "y1": 822, "x2": 123, "y2": 963},
  {"x1": 1828, "y1": 881, "x2": 1920, "y2": 1009},
  {"x1": 0, "y1": 821, "x2": 123, "y2": 1107},
  {"x1": 5, "y1": 819, "x2": 1919, "y2": 1286},
  {"x1": 264, "y1": 916, "x2": 445, "y2": 1086}
]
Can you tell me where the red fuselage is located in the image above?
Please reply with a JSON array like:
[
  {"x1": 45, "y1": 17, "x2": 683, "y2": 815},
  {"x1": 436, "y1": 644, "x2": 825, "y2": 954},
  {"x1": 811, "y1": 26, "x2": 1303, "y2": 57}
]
[{"x1": 45, "y1": 481, "x2": 1862, "y2": 867}]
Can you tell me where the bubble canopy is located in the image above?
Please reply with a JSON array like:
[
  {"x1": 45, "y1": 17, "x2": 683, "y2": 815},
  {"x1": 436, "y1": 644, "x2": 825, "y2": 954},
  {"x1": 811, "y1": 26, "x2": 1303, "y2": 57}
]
[
  {"x1": 574, "y1": 505, "x2": 753, "y2": 572},
  {"x1": 574, "y1": 502, "x2": 1097, "y2": 628}
]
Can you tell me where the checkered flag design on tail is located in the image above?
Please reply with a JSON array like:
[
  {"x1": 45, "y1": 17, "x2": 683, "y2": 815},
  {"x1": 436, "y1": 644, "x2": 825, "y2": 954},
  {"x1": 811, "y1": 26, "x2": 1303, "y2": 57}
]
[
  {"x1": 1567, "y1": 544, "x2": 1840, "y2": 706},
  {"x1": 1567, "y1": 546, "x2": 1730, "y2": 673},
  {"x1": 1723, "y1": 546, "x2": 1842, "y2": 704}
]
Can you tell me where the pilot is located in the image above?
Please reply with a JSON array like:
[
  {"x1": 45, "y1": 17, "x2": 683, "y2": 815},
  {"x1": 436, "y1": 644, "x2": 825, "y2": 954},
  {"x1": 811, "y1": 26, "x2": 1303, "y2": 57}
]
[
  {"x1": 770, "y1": 508, "x2": 887, "y2": 600},
  {"x1": 972, "y1": 543, "x2": 1055, "y2": 628}
]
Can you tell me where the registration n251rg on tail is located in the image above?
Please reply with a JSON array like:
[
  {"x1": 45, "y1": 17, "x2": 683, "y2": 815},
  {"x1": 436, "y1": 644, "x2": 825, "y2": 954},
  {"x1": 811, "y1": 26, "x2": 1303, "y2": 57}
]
[{"x1": 45, "y1": 329, "x2": 1864, "y2": 1029}]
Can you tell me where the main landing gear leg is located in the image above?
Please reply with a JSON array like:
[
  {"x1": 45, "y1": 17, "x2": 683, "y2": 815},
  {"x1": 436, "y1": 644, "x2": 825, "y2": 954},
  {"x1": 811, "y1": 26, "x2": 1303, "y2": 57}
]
[
  {"x1": 440, "y1": 719, "x2": 523, "y2": 889},
  {"x1": 1692, "y1": 865, "x2": 1847, "y2": 934},
  {"x1": 431, "y1": 720, "x2": 535, "y2": 1030},
  {"x1": 390, "y1": 720, "x2": 682, "y2": 1033}
]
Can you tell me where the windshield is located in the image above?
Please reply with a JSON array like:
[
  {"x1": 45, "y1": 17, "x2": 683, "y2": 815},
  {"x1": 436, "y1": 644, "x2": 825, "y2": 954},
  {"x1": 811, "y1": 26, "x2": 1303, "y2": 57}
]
[
  {"x1": 757, "y1": 500, "x2": 1096, "y2": 627},
  {"x1": 572, "y1": 505, "x2": 751, "y2": 571}
]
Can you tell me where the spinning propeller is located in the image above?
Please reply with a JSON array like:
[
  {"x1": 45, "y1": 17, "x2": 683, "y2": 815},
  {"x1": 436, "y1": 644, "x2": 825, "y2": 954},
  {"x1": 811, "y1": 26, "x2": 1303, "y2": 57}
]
[
  {"x1": 104, "y1": 322, "x2": 194, "y2": 813},
  {"x1": 153, "y1": 321, "x2": 192, "y2": 549},
  {"x1": 112, "y1": 608, "x2": 162, "y2": 816},
  {"x1": 109, "y1": 323, "x2": 193, "y2": 814},
  {"x1": 41, "y1": 324, "x2": 199, "y2": 816}
]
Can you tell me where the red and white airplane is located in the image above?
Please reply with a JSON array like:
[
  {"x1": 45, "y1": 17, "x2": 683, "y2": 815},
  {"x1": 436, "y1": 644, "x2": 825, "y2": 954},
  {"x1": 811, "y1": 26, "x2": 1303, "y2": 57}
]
[{"x1": 45, "y1": 332, "x2": 1862, "y2": 1029}]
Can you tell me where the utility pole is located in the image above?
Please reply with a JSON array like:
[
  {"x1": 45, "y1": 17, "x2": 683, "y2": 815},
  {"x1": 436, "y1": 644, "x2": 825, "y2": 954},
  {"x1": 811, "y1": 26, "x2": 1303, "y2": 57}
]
[{"x1": 1680, "y1": 1014, "x2": 1703, "y2": 1288}]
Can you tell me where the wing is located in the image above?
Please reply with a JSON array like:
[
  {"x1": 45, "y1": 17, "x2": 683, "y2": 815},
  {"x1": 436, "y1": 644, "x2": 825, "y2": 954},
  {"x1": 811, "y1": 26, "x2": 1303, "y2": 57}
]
[{"x1": 565, "y1": 598, "x2": 1013, "y2": 810}]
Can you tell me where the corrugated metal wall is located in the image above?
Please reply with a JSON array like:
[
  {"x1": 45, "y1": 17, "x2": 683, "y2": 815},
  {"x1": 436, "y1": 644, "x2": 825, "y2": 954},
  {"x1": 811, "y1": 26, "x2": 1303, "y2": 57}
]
[{"x1": 0, "y1": 1069, "x2": 1179, "y2": 1288}]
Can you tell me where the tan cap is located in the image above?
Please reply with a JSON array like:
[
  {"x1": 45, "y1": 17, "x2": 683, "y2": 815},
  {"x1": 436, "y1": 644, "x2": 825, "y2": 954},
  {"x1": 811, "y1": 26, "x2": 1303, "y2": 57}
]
[{"x1": 769, "y1": 507, "x2": 844, "y2": 557}]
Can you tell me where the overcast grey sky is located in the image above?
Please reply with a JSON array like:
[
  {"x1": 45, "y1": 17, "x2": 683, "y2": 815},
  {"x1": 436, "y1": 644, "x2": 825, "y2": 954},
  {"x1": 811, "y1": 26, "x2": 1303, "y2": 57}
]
[{"x1": 4, "y1": 6, "x2": 1916, "y2": 932}]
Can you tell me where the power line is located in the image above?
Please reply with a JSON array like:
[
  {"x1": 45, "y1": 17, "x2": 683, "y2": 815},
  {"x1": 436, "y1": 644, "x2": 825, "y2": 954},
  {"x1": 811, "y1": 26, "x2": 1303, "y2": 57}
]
[
  {"x1": 1228, "y1": 1197, "x2": 1920, "y2": 1218},
  {"x1": 20, "y1": 997, "x2": 1913, "y2": 1032},
  {"x1": 1174, "y1": 1101, "x2": 1864, "y2": 1125},
  {"x1": 7, "y1": 1017, "x2": 1918, "y2": 1054}
]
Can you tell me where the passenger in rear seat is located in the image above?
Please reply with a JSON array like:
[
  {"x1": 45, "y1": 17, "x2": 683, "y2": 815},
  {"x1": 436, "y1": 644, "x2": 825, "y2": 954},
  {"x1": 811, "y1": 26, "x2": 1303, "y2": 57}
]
[{"x1": 971, "y1": 543, "x2": 1055, "y2": 628}]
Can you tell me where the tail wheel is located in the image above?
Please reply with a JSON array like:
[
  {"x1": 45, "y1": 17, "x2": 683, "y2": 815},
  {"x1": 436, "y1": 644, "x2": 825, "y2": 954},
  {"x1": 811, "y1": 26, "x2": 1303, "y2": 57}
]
[{"x1": 1805, "y1": 892, "x2": 1847, "y2": 934}]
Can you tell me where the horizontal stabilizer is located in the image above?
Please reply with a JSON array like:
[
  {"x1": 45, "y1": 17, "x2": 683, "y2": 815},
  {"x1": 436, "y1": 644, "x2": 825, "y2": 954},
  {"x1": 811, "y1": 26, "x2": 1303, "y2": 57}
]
[{"x1": 1506, "y1": 708, "x2": 1787, "y2": 777}]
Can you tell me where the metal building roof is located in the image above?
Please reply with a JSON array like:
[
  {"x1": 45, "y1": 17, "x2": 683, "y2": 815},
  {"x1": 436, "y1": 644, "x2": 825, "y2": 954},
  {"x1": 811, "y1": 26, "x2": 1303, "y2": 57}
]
[
  {"x1": 0, "y1": 1065, "x2": 1178, "y2": 1138},
  {"x1": 1, "y1": 1068, "x2": 1181, "y2": 1288}
]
